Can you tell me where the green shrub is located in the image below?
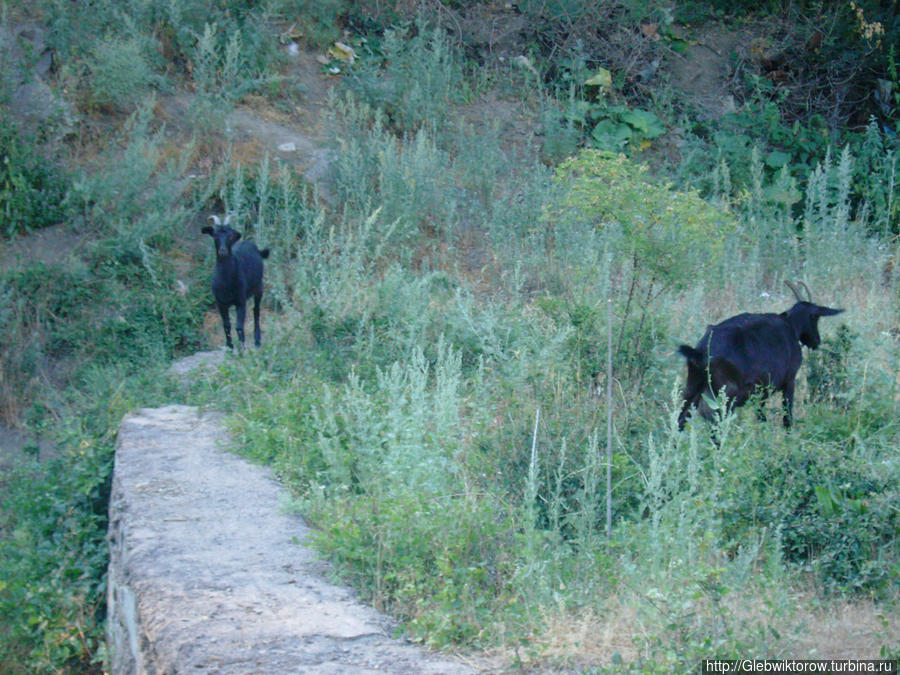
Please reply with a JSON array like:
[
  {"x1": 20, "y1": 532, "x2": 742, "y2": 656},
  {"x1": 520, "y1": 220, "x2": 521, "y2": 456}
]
[
  {"x1": 87, "y1": 35, "x2": 157, "y2": 111},
  {"x1": 69, "y1": 99, "x2": 193, "y2": 269},
  {"x1": 719, "y1": 432, "x2": 900, "y2": 594},
  {"x1": 806, "y1": 323, "x2": 857, "y2": 407},
  {"x1": 190, "y1": 22, "x2": 271, "y2": 136},
  {"x1": 36, "y1": 0, "x2": 281, "y2": 73},
  {"x1": 553, "y1": 150, "x2": 735, "y2": 287},
  {"x1": 330, "y1": 96, "x2": 458, "y2": 242},
  {"x1": 0, "y1": 453, "x2": 109, "y2": 673},
  {"x1": 548, "y1": 149, "x2": 736, "y2": 387},
  {"x1": 343, "y1": 16, "x2": 468, "y2": 134},
  {"x1": 0, "y1": 361, "x2": 185, "y2": 673},
  {"x1": 0, "y1": 122, "x2": 70, "y2": 237}
]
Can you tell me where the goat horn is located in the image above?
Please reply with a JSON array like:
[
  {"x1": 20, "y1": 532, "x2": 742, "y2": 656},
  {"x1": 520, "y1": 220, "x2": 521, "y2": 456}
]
[
  {"x1": 798, "y1": 280, "x2": 812, "y2": 302},
  {"x1": 224, "y1": 213, "x2": 233, "y2": 225},
  {"x1": 785, "y1": 280, "x2": 804, "y2": 301},
  {"x1": 208, "y1": 215, "x2": 221, "y2": 225}
]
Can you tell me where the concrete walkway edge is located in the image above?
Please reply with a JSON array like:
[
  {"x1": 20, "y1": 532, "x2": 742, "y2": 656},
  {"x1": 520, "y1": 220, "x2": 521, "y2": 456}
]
[{"x1": 106, "y1": 404, "x2": 475, "y2": 674}]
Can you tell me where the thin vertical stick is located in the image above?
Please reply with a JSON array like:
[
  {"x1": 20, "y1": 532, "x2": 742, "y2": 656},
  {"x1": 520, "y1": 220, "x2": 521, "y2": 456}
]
[
  {"x1": 530, "y1": 406, "x2": 540, "y2": 482},
  {"x1": 527, "y1": 406, "x2": 541, "y2": 547},
  {"x1": 606, "y1": 297, "x2": 613, "y2": 542}
]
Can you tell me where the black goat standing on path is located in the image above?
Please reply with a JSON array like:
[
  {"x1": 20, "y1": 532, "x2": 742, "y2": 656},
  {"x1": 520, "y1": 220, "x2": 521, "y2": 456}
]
[
  {"x1": 677, "y1": 282, "x2": 843, "y2": 430},
  {"x1": 202, "y1": 215, "x2": 270, "y2": 350}
]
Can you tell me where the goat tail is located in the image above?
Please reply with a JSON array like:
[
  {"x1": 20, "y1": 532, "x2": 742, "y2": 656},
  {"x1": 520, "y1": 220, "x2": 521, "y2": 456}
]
[
  {"x1": 677, "y1": 344, "x2": 705, "y2": 368},
  {"x1": 260, "y1": 248, "x2": 271, "y2": 260}
]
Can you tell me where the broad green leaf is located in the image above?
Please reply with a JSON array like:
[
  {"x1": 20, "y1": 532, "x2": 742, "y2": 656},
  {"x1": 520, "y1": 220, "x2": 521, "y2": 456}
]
[
  {"x1": 621, "y1": 109, "x2": 665, "y2": 139},
  {"x1": 585, "y1": 67, "x2": 612, "y2": 89},
  {"x1": 590, "y1": 120, "x2": 632, "y2": 151},
  {"x1": 765, "y1": 150, "x2": 790, "y2": 169},
  {"x1": 763, "y1": 183, "x2": 802, "y2": 205}
]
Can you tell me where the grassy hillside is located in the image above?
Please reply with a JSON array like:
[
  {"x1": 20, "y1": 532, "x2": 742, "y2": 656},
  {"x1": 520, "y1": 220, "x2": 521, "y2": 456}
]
[{"x1": 1, "y1": 1, "x2": 898, "y2": 672}]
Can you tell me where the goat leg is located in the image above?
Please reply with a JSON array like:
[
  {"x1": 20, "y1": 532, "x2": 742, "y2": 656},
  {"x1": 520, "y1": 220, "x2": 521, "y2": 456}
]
[
  {"x1": 235, "y1": 302, "x2": 247, "y2": 350},
  {"x1": 677, "y1": 397, "x2": 694, "y2": 431},
  {"x1": 677, "y1": 369, "x2": 706, "y2": 431},
  {"x1": 253, "y1": 292, "x2": 263, "y2": 347},
  {"x1": 781, "y1": 381, "x2": 795, "y2": 428},
  {"x1": 217, "y1": 302, "x2": 234, "y2": 350}
]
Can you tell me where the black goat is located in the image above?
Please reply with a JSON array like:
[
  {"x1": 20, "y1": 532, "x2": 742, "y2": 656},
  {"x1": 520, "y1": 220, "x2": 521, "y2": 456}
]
[
  {"x1": 677, "y1": 282, "x2": 843, "y2": 430},
  {"x1": 201, "y1": 215, "x2": 270, "y2": 350}
]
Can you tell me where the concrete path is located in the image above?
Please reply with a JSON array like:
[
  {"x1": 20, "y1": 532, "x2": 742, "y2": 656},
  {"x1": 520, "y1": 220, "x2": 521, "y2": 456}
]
[{"x1": 107, "y1": 404, "x2": 476, "y2": 674}]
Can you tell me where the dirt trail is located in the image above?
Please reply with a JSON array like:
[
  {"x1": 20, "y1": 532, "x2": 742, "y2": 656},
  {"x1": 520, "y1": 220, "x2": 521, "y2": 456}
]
[{"x1": 107, "y1": 392, "x2": 479, "y2": 674}]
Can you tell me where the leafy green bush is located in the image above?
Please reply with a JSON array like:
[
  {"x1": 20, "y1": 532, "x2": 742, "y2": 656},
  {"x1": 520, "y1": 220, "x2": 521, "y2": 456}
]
[
  {"x1": 0, "y1": 450, "x2": 110, "y2": 673},
  {"x1": 549, "y1": 149, "x2": 736, "y2": 386},
  {"x1": 0, "y1": 122, "x2": 69, "y2": 237},
  {"x1": 718, "y1": 430, "x2": 900, "y2": 594},
  {"x1": 87, "y1": 35, "x2": 157, "y2": 111},
  {"x1": 553, "y1": 150, "x2": 735, "y2": 285},
  {"x1": 807, "y1": 323, "x2": 857, "y2": 407},
  {"x1": 0, "y1": 360, "x2": 187, "y2": 674},
  {"x1": 543, "y1": 86, "x2": 667, "y2": 159},
  {"x1": 343, "y1": 16, "x2": 468, "y2": 134}
]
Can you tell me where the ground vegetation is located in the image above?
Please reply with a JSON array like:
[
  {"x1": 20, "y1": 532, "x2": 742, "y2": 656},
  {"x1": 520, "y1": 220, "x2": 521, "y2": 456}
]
[{"x1": 0, "y1": 0, "x2": 898, "y2": 672}]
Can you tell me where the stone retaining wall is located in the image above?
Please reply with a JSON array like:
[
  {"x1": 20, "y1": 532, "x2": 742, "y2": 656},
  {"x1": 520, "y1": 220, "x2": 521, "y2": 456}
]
[{"x1": 107, "y1": 404, "x2": 473, "y2": 674}]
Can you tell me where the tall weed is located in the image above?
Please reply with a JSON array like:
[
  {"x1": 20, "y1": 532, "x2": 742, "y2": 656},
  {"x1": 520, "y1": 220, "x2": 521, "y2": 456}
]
[
  {"x1": 191, "y1": 23, "x2": 265, "y2": 137},
  {"x1": 344, "y1": 16, "x2": 468, "y2": 134},
  {"x1": 69, "y1": 98, "x2": 193, "y2": 271},
  {"x1": 331, "y1": 94, "x2": 458, "y2": 244},
  {"x1": 87, "y1": 33, "x2": 158, "y2": 111}
]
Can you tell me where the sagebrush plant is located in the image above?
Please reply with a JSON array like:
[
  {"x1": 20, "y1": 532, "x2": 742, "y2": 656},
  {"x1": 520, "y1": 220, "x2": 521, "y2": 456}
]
[
  {"x1": 34, "y1": 0, "x2": 285, "y2": 76},
  {"x1": 68, "y1": 98, "x2": 194, "y2": 276},
  {"x1": 212, "y1": 102, "x2": 900, "y2": 665},
  {"x1": 330, "y1": 94, "x2": 457, "y2": 244},
  {"x1": 344, "y1": 15, "x2": 469, "y2": 135},
  {"x1": 87, "y1": 33, "x2": 157, "y2": 111},
  {"x1": 190, "y1": 23, "x2": 257, "y2": 138}
]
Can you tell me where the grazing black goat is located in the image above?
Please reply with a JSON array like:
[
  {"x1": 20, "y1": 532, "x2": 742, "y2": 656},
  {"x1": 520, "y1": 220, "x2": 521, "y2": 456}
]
[
  {"x1": 201, "y1": 215, "x2": 270, "y2": 350},
  {"x1": 677, "y1": 281, "x2": 843, "y2": 430}
]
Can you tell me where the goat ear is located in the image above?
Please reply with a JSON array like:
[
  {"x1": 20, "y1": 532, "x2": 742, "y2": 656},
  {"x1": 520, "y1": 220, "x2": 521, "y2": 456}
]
[
  {"x1": 816, "y1": 306, "x2": 844, "y2": 317},
  {"x1": 201, "y1": 226, "x2": 214, "y2": 235},
  {"x1": 232, "y1": 231, "x2": 242, "y2": 242}
]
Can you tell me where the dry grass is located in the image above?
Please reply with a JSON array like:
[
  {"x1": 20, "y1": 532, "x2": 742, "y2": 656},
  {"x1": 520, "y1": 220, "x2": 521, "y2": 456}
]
[
  {"x1": 477, "y1": 582, "x2": 898, "y2": 671},
  {"x1": 533, "y1": 600, "x2": 641, "y2": 668},
  {"x1": 787, "y1": 595, "x2": 899, "y2": 659}
]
